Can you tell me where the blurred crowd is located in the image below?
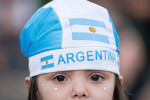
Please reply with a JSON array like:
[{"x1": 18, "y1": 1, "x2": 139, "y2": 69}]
[{"x1": 0, "y1": 0, "x2": 150, "y2": 100}]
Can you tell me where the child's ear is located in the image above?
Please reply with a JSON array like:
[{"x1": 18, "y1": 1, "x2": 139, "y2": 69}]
[
  {"x1": 119, "y1": 75, "x2": 124, "y2": 85},
  {"x1": 25, "y1": 77, "x2": 30, "y2": 92}
]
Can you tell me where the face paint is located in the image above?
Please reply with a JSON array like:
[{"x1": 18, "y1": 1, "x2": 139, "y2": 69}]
[
  {"x1": 42, "y1": 82, "x2": 46, "y2": 87},
  {"x1": 103, "y1": 87, "x2": 107, "y2": 90},
  {"x1": 54, "y1": 87, "x2": 58, "y2": 91},
  {"x1": 70, "y1": 87, "x2": 74, "y2": 91}
]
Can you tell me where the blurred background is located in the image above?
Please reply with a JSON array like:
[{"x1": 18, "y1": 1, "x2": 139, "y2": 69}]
[{"x1": 0, "y1": 0, "x2": 149, "y2": 100}]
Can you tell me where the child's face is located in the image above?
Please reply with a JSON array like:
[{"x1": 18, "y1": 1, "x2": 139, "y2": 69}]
[{"x1": 36, "y1": 70, "x2": 115, "y2": 100}]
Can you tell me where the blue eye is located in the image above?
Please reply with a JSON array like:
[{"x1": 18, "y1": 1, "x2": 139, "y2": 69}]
[
  {"x1": 53, "y1": 75, "x2": 67, "y2": 82},
  {"x1": 90, "y1": 74, "x2": 103, "y2": 82}
]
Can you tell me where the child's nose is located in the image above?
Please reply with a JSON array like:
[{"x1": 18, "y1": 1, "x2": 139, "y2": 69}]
[
  {"x1": 71, "y1": 90, "x2": 89, "y2": 98},
  {"x1": 71, "y1": 82, "x2": 89, "y2": 98}
]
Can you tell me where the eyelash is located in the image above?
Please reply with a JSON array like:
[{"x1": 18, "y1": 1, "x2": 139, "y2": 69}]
[
  {"x1": 89, "y1": 74, "x2": 104, "y2": 82},
  {"x1": 53, "y1": 74, "x2": 104, "y2": 83},
  {"x1": 53, "y1": 74, "x2": 68, "y2": 83}
]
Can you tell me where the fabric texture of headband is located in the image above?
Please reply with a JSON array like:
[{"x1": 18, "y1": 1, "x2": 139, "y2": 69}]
[{"x1": 20, "y1": 0, "x2": 120, "y2": 77}]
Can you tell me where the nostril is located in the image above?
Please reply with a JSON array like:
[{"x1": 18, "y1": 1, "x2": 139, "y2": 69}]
[
  {"x1": 71, "y1": 90, "x2": 89, "y2": 98},
  {"x1": 73, "y1": 93, "x2": 86, "y2": 97},
  {"x1": 74, "y1": 94, "x2": 78, "y2": 97},
  {"x1": 74, "y1": 95, "x2": 78, "y2": 97},
  {"x1": 74, "y1": 94, "x2": 86, "y2": 98},
  {"x1": 83, "y1": 94, "x2": 86, "y2": 97}
]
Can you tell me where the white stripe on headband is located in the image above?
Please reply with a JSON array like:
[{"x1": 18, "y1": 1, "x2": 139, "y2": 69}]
[
  {"x1": 71, "y1": 25, "x2": 107, "y2": 35},
  {"x1": 29, "y1": 46, "x2": 120, "y2": 77}
]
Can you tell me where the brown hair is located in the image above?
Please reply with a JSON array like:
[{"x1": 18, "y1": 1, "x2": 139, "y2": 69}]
[
  {"x1": 28, "y1": 76, "x2": 38, "y2": 100},
  {"x1": 27, "y1": 74, "x2": 127, "y2": 100},
  {"x1": 113, "y1": 74, "x2": 127, "y2": 100}
]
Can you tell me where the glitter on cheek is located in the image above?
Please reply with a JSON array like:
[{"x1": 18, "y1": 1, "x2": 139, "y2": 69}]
[
  {"x1": 42, "y1": 82, "x2": 46, "y2": 87},
  {"x1": 54, "y1": 87, "x2": 58, "y2": 91},
  {"x1": 103, "y1": 87, "x2": 107, "y2": 90},
  {"x1": 70, "y1": 87, "x2": 74, "y2": 91}
]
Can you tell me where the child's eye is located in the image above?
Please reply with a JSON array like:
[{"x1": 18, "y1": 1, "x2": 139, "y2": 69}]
[
  {"x1": 90, "y1": 74, "x2": 103, "y2": 82},
  {"x1": 53, "y1": 75, "x2": 67, "y2": 82}
]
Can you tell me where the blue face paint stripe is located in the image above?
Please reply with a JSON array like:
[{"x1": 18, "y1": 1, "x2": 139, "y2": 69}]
[
  {"x1": 41, "y1": 55, "x2": 53, "y2": 62},
  {"x1": 72, "y1": 32, "x2": 110, "y2": 44},
  {"x1": 69, "y1": 18, "x2": 106, "y2": 28},
  {"x1": 41, "y1": 63, "x2": 54, "y2": 70}
]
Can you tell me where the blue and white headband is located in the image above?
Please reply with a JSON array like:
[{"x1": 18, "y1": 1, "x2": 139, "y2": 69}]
[{"x1": 20, "y1": 0, "x2": 120, "y2": 77}]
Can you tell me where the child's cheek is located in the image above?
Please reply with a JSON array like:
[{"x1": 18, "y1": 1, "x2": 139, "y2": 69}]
[
  {"x1": 88, "y1": 83, "x2": 114, "y2": 100},
  {"x1": 38, "y1": 82, "x2": 70, "y2": 100}
]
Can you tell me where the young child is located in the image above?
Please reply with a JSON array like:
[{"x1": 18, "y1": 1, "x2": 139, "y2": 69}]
[{"x1": 20, "y1": 0, "x2": 127, "y2": 100}]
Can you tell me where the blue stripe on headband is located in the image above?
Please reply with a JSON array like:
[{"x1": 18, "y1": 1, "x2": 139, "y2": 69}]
[
  {"x1": 69, "y1": 18, "x2": 106, "y2": 28},
  {"x1": 72, "y1": 32, "x2": 110, "y2": 44},
  {"x1": 41, "y1": 63, "x2": 54, "y2": 70},
  {"x1": 41, "y1": 55, "x2": 53, "y2": 62},
  {"x1": 109, "y1": 15, "x2": 120, "y2": 53}
]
